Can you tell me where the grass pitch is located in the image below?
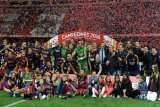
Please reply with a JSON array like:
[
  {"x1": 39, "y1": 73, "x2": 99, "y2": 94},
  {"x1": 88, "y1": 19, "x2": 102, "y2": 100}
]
[{"x1": 0, "y1": 91, "x2": 160, "y2": 107}]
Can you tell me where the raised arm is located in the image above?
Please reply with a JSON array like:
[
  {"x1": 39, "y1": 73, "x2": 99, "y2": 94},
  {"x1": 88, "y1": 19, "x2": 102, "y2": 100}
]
[{"x1": 69, "y1": 62, "x2": 77, "y2": 75}]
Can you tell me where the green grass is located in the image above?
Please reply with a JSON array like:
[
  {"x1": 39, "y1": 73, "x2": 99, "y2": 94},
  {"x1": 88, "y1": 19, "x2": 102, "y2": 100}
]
[
  {"x1": 0, "y1": 91, "x2": 160, "y2": 107},
  {"x1": 0, "y1": 91, "x2": 22, "y2": 107}
]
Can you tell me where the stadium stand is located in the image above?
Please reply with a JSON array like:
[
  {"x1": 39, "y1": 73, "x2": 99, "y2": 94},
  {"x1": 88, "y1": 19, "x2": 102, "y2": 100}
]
[{"x1": 0, "y1": 0, "x2": 160, "y2": 48}]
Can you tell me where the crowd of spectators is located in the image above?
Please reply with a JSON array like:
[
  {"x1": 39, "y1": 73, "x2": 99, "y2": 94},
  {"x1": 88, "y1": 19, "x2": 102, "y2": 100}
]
[
  {"x1": 30, "y1": 7, "x2": 67, "y2": 35},
  {"x1": 0, "y1": 8, "x2": 21, "y2": 35},
  {"x1": 0, "y1": 1, "x2": 160, "y2": 35},
  {"x1": 0, "y1": 0, "x2": 73, "y2": 6},
  {"x1": 59, "y1": 1, "x2": 160, "y2": 34},
  {"x1": 0, "y1": 7, "x2": 66, "y2": 35}
]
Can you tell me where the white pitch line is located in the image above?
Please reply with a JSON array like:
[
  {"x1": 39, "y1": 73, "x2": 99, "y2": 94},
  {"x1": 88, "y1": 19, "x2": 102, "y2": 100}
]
[{"x1": 3, "y1": 100, "x2": 26, "y2": 107}]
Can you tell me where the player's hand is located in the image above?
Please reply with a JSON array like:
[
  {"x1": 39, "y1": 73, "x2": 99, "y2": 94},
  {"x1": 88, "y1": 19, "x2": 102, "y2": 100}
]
[
  {"x1": 106, "y1": 60, "x2": 110, "y2": 65},
  {"x1": 92, "y1": 80, "x2": 94, "y2": 84}
]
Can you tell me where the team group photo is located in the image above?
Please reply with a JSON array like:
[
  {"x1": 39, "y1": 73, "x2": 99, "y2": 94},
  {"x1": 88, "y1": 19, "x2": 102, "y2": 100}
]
[{"x1": 0, "y1": 0, "x2": 160, "y2": 107}]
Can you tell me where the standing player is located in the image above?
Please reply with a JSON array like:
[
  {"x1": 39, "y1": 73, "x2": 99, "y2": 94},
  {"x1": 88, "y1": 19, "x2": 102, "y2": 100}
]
[
  {"x1": 41, "y1": 43, "x2": 51, "y2": 64},
  {"x1": 40, "y1": 43, "x2": 51, "y2": 72},
  {"x1": 51, "y1": 41, "x2": 61, "y2": 71},
  {"x1": 126, "y1": 48, "x2": 139, "y2": 76},
  {"x1": 17, "y1": 50, "x2": 28, "y2": 72},
  {"x1": 98, "y1": 42, "x2": 108, "y2": 75},
  {"x1": 61, "y1": 41, "x2": 68, "y2": 61},
  {"x1": 72, "y1": 39, "x2": 88, "y2": 73},
  {"x1": 104, "y1": 45, "x2": 118, "y2": 75},
  {"x1": 27, "y1": 48, "x2": 35, "y2": 70},
  {"x1": 4, "y1": 51, "x2": 17, "y2": 77},
  {"x1": 87, "y1": 44, "x2": 97, "y2": 74},
  {"x1": 62, "y1": 53, "x2": 78, "y2": 74}
]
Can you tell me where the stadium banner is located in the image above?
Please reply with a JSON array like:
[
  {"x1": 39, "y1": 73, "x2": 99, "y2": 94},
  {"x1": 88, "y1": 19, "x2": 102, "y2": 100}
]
[
  {"x1": 49, "y1": 30, "x2": 118, "y2": 49},
  {"x1": 58, "y1": 30, "x2": 104, "y2": 43}
]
